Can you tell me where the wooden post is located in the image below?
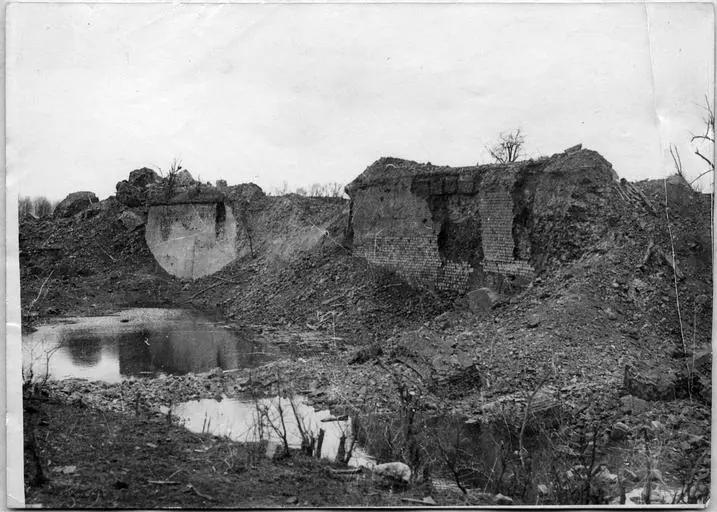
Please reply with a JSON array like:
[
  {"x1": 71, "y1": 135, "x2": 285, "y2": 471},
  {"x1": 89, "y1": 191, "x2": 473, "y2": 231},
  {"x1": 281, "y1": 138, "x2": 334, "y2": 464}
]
[
  {"x1": 336, "y1": 434, "x2": 346, "y2": 463},
  {"x1": 315, "y1": 429, "x2": 325, "y2": 459}
]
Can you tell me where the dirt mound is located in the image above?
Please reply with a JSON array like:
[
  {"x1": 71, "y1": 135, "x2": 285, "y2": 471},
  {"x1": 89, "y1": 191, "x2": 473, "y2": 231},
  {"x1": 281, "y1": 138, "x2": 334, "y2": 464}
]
[{"x1": 20, "y1": 198, "x2": 182, "y2": 324}]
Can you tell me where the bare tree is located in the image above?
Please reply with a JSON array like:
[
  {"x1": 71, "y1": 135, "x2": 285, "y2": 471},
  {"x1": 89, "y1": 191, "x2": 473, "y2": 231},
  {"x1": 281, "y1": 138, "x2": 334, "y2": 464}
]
[
  {"x1": 18, "y1": 196, "x2": 34, "y2": 217},
  {"x1": 327, "y1": 182, "x2": 345, "y2": 198},
  {"x1": 309, "y1": 183, "x2": 324, "y2": 197},
  {"x1": 688, "y1": 95, "x2": 715, "y2": 189},
  {"x1": 487, "y1": 129, "x2": 525, "y2": 164},
  {"x1": 33, "y1": 197, "x2": 53, "y2": 218}
]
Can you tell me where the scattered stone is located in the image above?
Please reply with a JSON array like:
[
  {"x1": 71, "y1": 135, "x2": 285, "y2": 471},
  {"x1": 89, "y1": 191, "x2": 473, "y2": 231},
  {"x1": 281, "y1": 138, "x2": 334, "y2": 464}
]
[
  {"x1": 590, "y1": 465, "x2": 619, "y2": 503},
  {"x1": 285, "y1": 496, "x2": 298, "y2": 505},
  {"x1": 623, "y1": 362, "x2": 681, "y2": 400},
  {"x1": 465, "y1": 491, "x2": 496, "y2": 505},
  {"x1": 434, "y1": 311, "x2": 452, "y2": 330},
  {"x1": 116, "y1": 168, "x2": 161, "y2": 206},
  {"x1": 347, "y1": 344, "x2": 382, "y2": 365},
  {"x1": 537, "y1": 484, "x2": 549, "y2": 496},
  {"x1": 527, "y1": 314, "x2": 541, "y2": 328},
  {"x1": 175, "y1": 169, "x2": 195, "y2": 187},
  {"x1": 118, "y1": 211, "x2": 145, "y2": 231},
  {"x1": 619, "y1": 394, "x2": 651, "y2": 415},
  {"x1": 466, "y1": 288, "x2": 497, "y2": 315},
  {"x1": 53, "y1": 191, "x2": 98, "y2": 218},
  {"x1": 621, "y1": 326, "x2": 639, "y2": 339},
  {"x1": 610, "y1": 421, "x2": 630, "y2": 441},
  {"x1": 430, "y1": 363, "x2": 483, "y2": 394},
  {"x1": 494, "y1": 494, "x2": 513, "y2": 505},
  {"x1": 116, "y1": 181, "x2": 144, "y2": 207},
  {"x1": 52, "y1": 465, "x2": 77, "y2": 474}
]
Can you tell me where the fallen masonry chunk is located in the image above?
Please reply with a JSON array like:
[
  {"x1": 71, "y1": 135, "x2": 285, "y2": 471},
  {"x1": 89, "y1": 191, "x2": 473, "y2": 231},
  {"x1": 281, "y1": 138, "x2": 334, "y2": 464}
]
[
  {"x1": 619, "y1": 394, "x2": 650, "y2": 415},
  {"x1": 347, "y1": 344, "x2": 382, "y2": 365},
  {"x1": 118, "y1": 210, "x2": 145, "y2": 231},
  {"x1": 590, "y1": 465, "x2": 620, "y2": 503},
  {"x1": 494, "y1": 494, "x2": 514, "y2": 505},
  {"x1": 128, "y1": 167, "x2": 160, "y2": 188},
  {"x1": 53, "y1": 191, "x2": 98, "y2": 218},
  {"x1": 623, "y1": 362, "x2": 699, "y2": 401}
]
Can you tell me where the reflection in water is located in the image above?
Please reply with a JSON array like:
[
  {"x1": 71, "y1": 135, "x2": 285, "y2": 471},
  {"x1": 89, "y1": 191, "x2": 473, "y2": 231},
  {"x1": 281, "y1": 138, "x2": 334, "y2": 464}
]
[
  {"x1": 22, "y1": 308, "x2": 275, "y2": 383},
  {"x1": 167, "y1": 396, "x2": 376, "y2": 468},
  {"x1": 66, "y1": 335, "x2": 103, "y2": 367}
]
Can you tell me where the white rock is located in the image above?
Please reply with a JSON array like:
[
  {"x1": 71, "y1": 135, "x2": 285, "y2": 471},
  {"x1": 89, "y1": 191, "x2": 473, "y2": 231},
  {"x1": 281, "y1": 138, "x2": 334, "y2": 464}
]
[
  {"x1": 495, "y1": 493, "x2": 514, "y2": 505},
  {"x1": 373, "y1": 462, "x2": 411, "y2": 483}
]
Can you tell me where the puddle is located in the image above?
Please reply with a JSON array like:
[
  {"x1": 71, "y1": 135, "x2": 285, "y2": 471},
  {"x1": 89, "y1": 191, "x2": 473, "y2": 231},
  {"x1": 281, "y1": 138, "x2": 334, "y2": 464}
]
[
  {"x1": 165, "y1": 395, "x2": 376, "y2": 468},
  {"x1": 22, "y1": 308, "x2": 275, "y2": 383}
]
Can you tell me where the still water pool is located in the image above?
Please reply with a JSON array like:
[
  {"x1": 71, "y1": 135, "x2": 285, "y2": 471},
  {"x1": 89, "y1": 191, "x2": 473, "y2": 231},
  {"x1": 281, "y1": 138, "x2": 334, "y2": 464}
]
[
  {"x1": 22, "y1": 308, "x2": 275, "y2": 383},
  {"x1": 164, "y1": 396, "x2": 376, "y2": 467}
]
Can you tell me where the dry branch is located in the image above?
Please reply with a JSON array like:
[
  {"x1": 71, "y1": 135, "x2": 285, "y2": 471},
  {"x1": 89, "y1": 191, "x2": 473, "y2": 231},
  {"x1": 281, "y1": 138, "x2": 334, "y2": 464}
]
[{"x1": 29, "y1": 270, "x2": 54, "y2": 311}]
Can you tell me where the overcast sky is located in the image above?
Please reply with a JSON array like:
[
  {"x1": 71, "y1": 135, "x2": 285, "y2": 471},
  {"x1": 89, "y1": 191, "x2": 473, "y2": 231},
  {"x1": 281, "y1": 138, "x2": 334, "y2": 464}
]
[{"x1": 6, "y1": 2, "x2": 715, "y2": 201}]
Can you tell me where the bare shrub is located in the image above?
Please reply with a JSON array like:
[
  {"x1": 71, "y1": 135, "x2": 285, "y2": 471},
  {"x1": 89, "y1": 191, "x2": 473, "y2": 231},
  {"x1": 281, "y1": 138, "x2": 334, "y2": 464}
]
[
  {"x1": 486, "y1": 129, "x2": 525, "y2": 164},
  {"x1": 156, "y1": 158, "x2": 183, "y2": 200}
]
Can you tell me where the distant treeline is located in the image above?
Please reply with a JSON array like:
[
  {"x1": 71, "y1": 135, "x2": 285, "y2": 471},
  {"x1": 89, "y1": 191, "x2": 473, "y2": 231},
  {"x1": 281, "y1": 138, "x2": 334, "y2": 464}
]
[
  {"x1": 269, "y1": 182, "x2": 346, "y2": 198},
  {"x1": 18, "y1": 196, "x2": 59, "y2": 218},
  {"x1": 18, "y1": 181, "x2": 347, "y2": 219}
]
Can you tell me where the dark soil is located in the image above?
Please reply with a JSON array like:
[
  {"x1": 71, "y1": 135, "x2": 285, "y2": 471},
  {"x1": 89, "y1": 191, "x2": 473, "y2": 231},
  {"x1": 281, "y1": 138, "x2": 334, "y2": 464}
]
[{"x1": 23, "y1": 397, "x2": 428, "y2": 508}]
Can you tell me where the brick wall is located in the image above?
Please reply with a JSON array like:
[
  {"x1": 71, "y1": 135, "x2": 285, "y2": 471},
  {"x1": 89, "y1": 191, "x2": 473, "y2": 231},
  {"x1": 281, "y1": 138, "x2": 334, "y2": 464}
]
[
  {"x1": 353, "y1": 235, "x2": 474, "y2": 291},
  {"x1": 478, "y1": 186, "x2": 535, "y2": 282},
  {"x1": 349, "y1": 166, "x2": 535, "y2": 292}
]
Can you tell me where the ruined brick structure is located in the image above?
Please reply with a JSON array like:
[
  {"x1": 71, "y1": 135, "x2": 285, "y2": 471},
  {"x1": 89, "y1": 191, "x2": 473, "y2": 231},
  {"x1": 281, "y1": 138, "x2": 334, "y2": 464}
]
[{"x1": 346, "y1": 146, "x2": 621, "y2": 293}]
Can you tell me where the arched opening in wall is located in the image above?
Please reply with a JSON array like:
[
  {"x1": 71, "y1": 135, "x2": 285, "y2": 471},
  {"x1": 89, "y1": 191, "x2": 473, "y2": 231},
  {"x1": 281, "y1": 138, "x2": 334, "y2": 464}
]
[{"x1": 215, "y1": 202, "x2": 226, "y2": 240}]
